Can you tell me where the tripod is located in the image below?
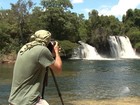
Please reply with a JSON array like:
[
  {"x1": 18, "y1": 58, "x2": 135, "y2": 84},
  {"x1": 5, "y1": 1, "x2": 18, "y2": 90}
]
[{"x1": 42, "y1": 68, "x2": 64, "y2": 105}]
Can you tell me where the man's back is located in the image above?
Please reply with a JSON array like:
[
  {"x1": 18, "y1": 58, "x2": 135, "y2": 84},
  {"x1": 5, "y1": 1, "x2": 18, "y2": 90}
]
[{"x1": 9, "y1": 45, "x2": 54, "y2": 105}]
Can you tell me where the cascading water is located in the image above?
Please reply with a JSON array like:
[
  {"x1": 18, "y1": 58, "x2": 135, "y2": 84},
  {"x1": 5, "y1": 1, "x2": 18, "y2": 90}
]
[
  {"x1": 108, "y1": 36, "x2": 139, "y2": 59},
  {"x1": 71, "y1": 41, "x2": 103, "y2": 60},
  {"x1": 71, "y1": 36, "x2": 139, "y2": 60}
]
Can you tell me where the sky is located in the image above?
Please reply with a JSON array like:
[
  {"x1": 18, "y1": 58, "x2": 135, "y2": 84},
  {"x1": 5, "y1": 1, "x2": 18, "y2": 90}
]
[{"x1": 0, "y1": 0, "x2": 140, "y2": 20}]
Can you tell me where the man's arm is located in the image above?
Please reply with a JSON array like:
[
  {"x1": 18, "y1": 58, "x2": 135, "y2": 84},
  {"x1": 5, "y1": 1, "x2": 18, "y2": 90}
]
[{"x1": 49, "y1": 41, "x2": 62, "y2": 73}]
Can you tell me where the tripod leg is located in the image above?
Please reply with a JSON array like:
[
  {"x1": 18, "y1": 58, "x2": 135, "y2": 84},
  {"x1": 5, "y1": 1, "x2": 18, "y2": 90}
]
[
  {"x1": 50, "y1": 69, "x2": 64, "y2": 105},
  {"x1": 42, "y1": 69, "x2": 48, "y2": 99}
]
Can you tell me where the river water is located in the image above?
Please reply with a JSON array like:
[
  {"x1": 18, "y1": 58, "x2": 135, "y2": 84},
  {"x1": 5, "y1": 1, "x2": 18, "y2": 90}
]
[{"x1": 0, "y1": 59, "x2": 140, "y2": 105}]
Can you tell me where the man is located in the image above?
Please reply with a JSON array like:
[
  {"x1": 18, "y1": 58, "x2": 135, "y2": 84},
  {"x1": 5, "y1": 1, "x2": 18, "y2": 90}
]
[{"x1": 8, "y1": 30, "x2": 62, "y2": 105}]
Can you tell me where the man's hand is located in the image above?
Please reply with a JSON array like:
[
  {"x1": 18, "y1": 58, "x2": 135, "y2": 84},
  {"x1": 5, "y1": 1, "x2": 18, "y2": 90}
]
[
  {"x1": 50, "y1": 41, "x2": 62, "y2": 73},
  {"x1": 53, "y1": 41, "x2": 61, "y2": 56}
]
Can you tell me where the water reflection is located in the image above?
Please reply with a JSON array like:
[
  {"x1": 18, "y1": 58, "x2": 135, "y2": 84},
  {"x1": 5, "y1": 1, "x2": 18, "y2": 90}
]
[
  {"x1": 0, "y1": 64, "x2": 13, "y2": 104},
  {"x1": 0, "y1": 59, "x2": 140, "y2": 105},
  {"x1": 45, "y1": 59, "x2": 140, "y2": 105}
]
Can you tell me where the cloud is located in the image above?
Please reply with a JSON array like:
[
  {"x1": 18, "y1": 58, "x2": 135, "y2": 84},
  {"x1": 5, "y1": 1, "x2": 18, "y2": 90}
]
[
  {"x1": 98, "y1": 0, "x2": 140, "y2": 20},
  {"x1": 83, "y1": 8, "x2": 91, "y2": 13},
  {"x1": 71, "y1": 0, "x2": 84, "y2": 4}
]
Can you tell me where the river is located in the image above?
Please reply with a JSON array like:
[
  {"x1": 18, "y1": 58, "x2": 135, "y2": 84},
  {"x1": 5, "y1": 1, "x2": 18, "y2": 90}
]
[{"x1": 0, "y1": 59, "x2": 140, "y2": 105}]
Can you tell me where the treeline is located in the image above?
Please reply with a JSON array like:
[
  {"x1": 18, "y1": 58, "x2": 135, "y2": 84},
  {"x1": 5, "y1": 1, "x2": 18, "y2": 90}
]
[{"x1": 0, "y1": 0, "x2": 140, "y2": 58}]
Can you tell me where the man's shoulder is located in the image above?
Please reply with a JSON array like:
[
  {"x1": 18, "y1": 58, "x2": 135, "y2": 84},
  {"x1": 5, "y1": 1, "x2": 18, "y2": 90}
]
[
  {"x1": 34, "y1": 45, "x2": 46, "y2": 49},
  {"x1": 33, "y1": 45, "x2": 50, "y2": 53},
  {"x1": 32, "y1": 45, "x2": 47, "y2": 51}
]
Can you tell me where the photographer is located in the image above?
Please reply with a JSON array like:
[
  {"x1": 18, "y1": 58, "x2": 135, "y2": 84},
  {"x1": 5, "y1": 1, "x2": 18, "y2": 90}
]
[{"x1": 8, "y1": 30, "x2": 62, "y2": 105}]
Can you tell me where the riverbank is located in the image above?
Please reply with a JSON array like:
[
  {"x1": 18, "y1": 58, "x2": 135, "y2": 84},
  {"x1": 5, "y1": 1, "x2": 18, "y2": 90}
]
[
  {"x1": 0, "y1": 52, "x2": 16, "y2": 64},
  {"x1": 67, "y1": 97, "x2": 140, "y2": 105}
]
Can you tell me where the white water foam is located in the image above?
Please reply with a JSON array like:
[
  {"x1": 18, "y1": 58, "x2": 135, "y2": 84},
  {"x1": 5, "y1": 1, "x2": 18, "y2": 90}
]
[
  {"x1": 108, "y1": 36, "x2": 140, "y2": 59},
  {"x1": 71, "y1": 36, "x2": 140, "y2": 60},
  {"x1": 71, "y1": 41, "x2": 110, "y2": 60}
]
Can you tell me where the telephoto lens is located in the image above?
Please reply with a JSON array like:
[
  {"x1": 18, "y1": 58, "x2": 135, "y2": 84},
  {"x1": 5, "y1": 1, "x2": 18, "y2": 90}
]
[
  {"x1": 51, "y1": 41, "x2": 56, "y2": 46},
  {"x1": 47, "y1": 40, "x2": 56, "y2": 52}
]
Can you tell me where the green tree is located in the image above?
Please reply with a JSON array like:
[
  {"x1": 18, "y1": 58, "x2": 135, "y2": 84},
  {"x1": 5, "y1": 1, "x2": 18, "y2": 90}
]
[
  {"x1": 10, "y1": 0, "x2": 34, "y2": 44},
  {"x1": 77, "y1": 14, "x2": 88, "y2": 42},
  {"x1": 87, "y1": 9, "x2": 122, "y2": 54},
  {"x1": 123, "y1": 9, "x2": 140, "y2": 50},
  {"x1": 41, "y1": 0, "x2": 73, "y2": 10},
  {"x1": 29, "y1": 6, "x2": 46, "y2": 32},
  {"x1": 0, "y1": 9, "x2": 18, "y2": 53},
  {"x1": 40, "y1": 0, "x2": 73, "y2": 40}
]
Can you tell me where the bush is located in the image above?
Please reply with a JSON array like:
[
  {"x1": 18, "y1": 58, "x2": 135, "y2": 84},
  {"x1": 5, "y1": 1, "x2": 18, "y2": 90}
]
[
  {"x1": 58, "y1": 40, "x2": 78, "y2": 58},
  {"x1": 135, "y1": 42, "x2": 140, "y2": 53}
]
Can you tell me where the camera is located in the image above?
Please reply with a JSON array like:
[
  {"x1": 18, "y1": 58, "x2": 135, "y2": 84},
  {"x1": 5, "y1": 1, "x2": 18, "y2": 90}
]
[{"x1": 47, "y1": 40, "x2": 56, "y2": 52}]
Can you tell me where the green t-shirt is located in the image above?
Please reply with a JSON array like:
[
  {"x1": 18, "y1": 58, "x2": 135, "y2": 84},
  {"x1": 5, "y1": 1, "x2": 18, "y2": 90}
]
[{"x1": 8, "y1": 45, "x2": 54, "y2": 105}]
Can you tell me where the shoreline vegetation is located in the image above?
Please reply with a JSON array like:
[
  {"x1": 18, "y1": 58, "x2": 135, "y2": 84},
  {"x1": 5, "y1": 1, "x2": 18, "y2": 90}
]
[
  {"x1": 0, "y1": 52, "x2": 17, "y2": 64},
  {"x1": 1, "y1": 51, "x2": 140, "y2": 64}
]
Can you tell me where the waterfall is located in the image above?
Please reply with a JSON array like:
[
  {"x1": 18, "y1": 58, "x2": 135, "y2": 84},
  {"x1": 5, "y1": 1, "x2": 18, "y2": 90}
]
[
  {"x1": 71, "y1": 41, "x2": 103, "y2": 60},
  {"x1": 71, "y1": 36, "x2": 139, "y2": 60},
  {"x1": 108, "y1": 36, "x2": 139, "y2": 58}
]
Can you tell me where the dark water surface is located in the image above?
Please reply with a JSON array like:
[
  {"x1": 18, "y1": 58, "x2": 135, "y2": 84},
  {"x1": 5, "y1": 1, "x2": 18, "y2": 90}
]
[{"x1": 0, "y1": 59, "x2": 140, "y2": 105}]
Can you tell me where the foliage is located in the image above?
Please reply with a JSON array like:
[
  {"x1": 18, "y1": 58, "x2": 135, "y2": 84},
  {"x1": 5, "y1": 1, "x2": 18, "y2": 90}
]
[
  {"x1": 0, "y1": 0, "x2": 140, "y2": 57},
  {"x1": 10, "y1": 0, "x2": 34, "y2": 44},
  {"x1": 126, "y1": 27, "x2": 140, "y2": 47},
  {"x1": 58, "y1": 40, "x2": 78, "y2": 57},
  {"x1": 87, "y1": 10, "x2": 122, "y2": 53},
  {"x1": 135, "y1": 42, "x2": 140, "y2": 49}
]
